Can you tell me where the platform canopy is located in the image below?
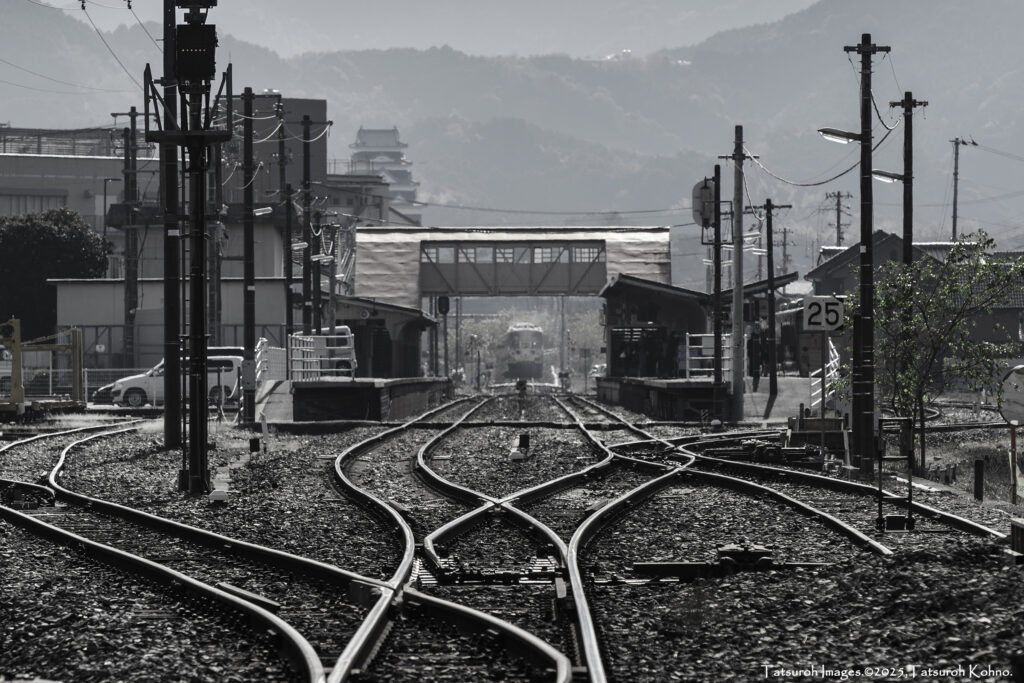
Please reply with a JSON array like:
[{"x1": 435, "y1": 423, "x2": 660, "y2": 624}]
[{"x1": 356, "y1": 226, "x2": 672, "y2": 308}]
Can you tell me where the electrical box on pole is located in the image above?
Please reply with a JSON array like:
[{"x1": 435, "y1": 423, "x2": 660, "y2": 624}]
[{"x1": 143, "y1": 0, "x2": 232, "y2": 496}]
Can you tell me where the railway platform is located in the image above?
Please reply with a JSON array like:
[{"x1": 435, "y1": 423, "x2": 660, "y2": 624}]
[
  {"x1": 256, "y1": 376, "x2": 450, "y2": 424},
  {"x1": 597, "y1": 374, "x2": 812, "y2": 425}
]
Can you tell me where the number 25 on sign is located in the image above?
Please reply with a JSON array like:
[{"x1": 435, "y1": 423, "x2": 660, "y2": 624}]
[{"x1": 802, "y1": 296, "x2": 844, "y2": 331}]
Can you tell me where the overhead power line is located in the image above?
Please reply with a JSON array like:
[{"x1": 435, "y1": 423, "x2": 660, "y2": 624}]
[
  {"x1": 0, "y1": 55, "x2": 125, "y2": 92},
  {"x1": 81, "y1": 7, "x2": 142, "y2": 91},
  {"x1": 408, "y1": 198, "x2": 686, "y2": 217}
]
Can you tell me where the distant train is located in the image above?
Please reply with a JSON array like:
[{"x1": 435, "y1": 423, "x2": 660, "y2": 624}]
[{"x1": 497, "y1": 322, "x2": 545, "y2": 380}]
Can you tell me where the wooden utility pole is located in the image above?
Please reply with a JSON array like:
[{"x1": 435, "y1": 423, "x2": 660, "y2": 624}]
[
  {"x1": 845, "y1": 33, "x2": 889, "y2": 473},
  {"x1": 161, "y1": 0, "x2": 181, "y2": 449},
  {"x1": 825, "y1": 191, "x2": 851, "y2": 246},
  {"x1": 891, "y1": 92, "x2": 927, "y2": 264},
  {"x1": 242, "y1": 87, "x2": 256, "y2": 424},
  {"x1": 302, "y1": 115, "x2": 313, "y2": 334},
  {"x1": 111, "y1": 107, "x2": 141, "y2": 366},
  {"x1": 748, "y1": 199, "x2": 791, "y2": 401},
  {"x1": 719, "y1": 126, "x2": 756, "y2": 422},
  {"x1": 951, "y1": 136, "x2": 977, "y2": 240}
]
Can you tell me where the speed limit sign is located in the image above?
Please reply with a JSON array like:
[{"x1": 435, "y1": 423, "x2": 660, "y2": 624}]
[{"x1": 803, "y1": 296, "x2": 844, "y2": 331}]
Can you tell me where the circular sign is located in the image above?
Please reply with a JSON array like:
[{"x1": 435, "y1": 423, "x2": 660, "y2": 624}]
[{"x1": 999, "y1": 364, "x2": 1024, "y2": 425}]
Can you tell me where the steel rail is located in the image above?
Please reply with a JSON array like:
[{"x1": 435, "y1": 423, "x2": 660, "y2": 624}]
[
  {"x1": 566, "y1": 466, "x2": 681, "y2": 683},
  {"x1": 693, "y1": 455, "x2": 1007, "y2": 539},
  {"x1": 0, "y1": 420, "x2": 142, "y2": 455},
  {"x1": 335, "y1": 396, "x2": 573, "y2": 682},
  {"x1": 48, "y1": 428, "x2": 389, "y2": 591},
  {"x1": 402, "y1": 587, "x2": 572, "y2": 683},
  {"x1": 413, "y1": 399, "x2": 503, "y2": 507},
  {"x1": 420, "y1": 500, "x2": 498, "y2": 571},
  {"x1": 327, "y1": 586, "x2": 397, "y2": 683},
  {"x1": 0, "y1": 503, "x2": 325, "y2": 683}
]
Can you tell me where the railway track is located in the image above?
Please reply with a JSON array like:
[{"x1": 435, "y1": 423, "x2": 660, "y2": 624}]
[
  {"x1": 2, "y1": 426, "x2": 396, "y2": 681},
  {"x1": 5, "y1": 394, "x2": 1020, "y2": 682},
  {"x1": 1, "y1": 515, "x2": 305, "y2": 682},
  {"x1": 551, "y1": 395, "x2": 1013, "y2": 680}
]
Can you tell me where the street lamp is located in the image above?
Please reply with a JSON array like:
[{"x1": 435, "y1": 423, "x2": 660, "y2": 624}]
[
  {"x1": 817, "y1": 128, "x2": 861, "y2": 145},
  {"x1": 102, "y1": 177, "x2": 122, "y2": 241}
]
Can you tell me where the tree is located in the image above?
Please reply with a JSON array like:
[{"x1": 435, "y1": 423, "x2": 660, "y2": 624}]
[
  {"x1": 871, "y1": 231, "x2": 1024, "y2": 469},
  {"x1": 0, "y1": 208, "x2": 109, "y2": 339}
]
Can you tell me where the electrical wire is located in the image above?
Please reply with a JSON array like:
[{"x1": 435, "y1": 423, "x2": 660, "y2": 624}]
[
  {"x1": 234, "y1": 162, "x2": 265, "y2": 189},
  {"x1": 0, "y1": 76, "x2": 102, "y2": 94},
  {"x1": 0, "y1": 55, "x2": 125, "y2": 92},
  {"x1": 408, "y1": 198, "x2": 685, "y2": 216},
  {"x1": 85, "y1": 0, "x2": 128, "y2": 9},
  {"x1": 871, "y1": 92, "x2": 899, "y2": 131},
  {"x1": 883, "y1": 52, "x2": 903, "y2": 96},
  {"x1": 253, "y1": 121, "x2": 284, "y2": 144},
  {"x1": 23, "y1": 0, "x2": 75, "y2": 8},
  {"x1": 81, "y1": 7, "x2": 142, "y2": 92},
  {"x1": 974, "y1": 143, "x2": 1024, "y2": 165},
  {"x1": 745, "y1": 124, "x2": 898, "y2": 188},
  {"x1": 129, "y1": 5, "x2": 161, "y2": 53},
  {"x1": 221, "y1": 162, "x2": 239, "y2": 186}
]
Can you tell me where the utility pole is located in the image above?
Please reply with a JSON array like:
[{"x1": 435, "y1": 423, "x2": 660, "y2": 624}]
[
  {"x1": 748, "y1": 199, "x2": 791, "y2": 401},
  {"x1": 695, "y1": 169, "x2": 722, "y2": 415},
  {"x1": 712, "y1": 166, "x2": 723, "y2": 399},
  {"x1": 160, "y1": 0, "x2": 181, "y2": 450},
  {"x1": 845, "y1": 33, "x2": 889, "y2": 473},
  {"x1": 111, "y1": 107, "x2": 140, "y2": 367},
  {"x1": 951, "y1": 136, "x2": 977, "y2": 240},
  {"x1": 891, "y1": 93, "x2": 927, "y2": 264},
  {"x1": 312, "y1": 210, "x2": 322, "y2": 334},
  {"x1": 208, "y1": 141, "x2": 223, "y2": 346},
  {"x1": 302, "y1": 115, "x2": 312, "y2": 334},
  {"x1": 780, "y1": 223, "x2": 792, "y2": 275},
  {"x1": 277, "y1": 99, "x2": 292, "y2": 353},
  {"x1": 719, "y1": 126, "x2": 755, "y2": 422},
  {"x1": 144, "y1": 1, "x2": 232, "y2": 494},
  {"x1": 242, "y1": 87, "x2": 256, "y2": 424},
  {"x1": 825, "y1": 191, "x2": 852, "y2": 246}
]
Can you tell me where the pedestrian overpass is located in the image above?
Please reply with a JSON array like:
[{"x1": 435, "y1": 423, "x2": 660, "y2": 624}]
[{"x1": 355, "y1": 226, "x2": 675, "y2": 306}]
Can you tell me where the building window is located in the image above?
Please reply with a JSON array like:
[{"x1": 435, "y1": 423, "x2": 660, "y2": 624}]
[
  {"x1": 496, "y1": 247, "x2": 514, "y2": 263},
  {"x1": 421, "y1": 246, "x2": 438, "y2": 263},
  {"x1": 475, "y1": 247, "x2": 493, "y2": 263},
  {"x1": 437, "y1": 247, "x2": 455, "y2": 264},
  {"x1": 459, "y1": 246, "x2": 476, "y2": 263},
  {"x1": 0, "y1": 193, "x2": 65, "y2": 216},
  {"x1": 514, "y1": 246, "x2": 529, "y2": 263},
  {"x1": 573, "y1": 246, "x2": 605, "y2": 263},
  {"x1": 533, "y1": 246, "x2": 568, "y2": 263}
]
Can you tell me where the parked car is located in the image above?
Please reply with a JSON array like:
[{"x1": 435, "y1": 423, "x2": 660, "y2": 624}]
[
  {"x1": 111, "y1": 355, "x2": 242, "y2": 408},
  {"x1": 91, "y1": 382, "x2": 115, "y2": 405},
  {"x1": 589, "y1": 363, "x2": 607, "y2": 378}
]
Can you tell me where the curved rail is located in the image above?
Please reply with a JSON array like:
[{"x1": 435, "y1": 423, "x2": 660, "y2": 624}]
[
  {"x1": 0, "y1": 502, "x2": 324, "y2": 682},
  {"x1": 334, "y1": 396, "x2": 574, "y2": 682},
  {"x1": 3, "y1": 425, "x2": 325, "y2": 682},
  {"x1": 48, "y1": 428, "x2": 389, "y2": 591},
  {"x1": 401, "y1": 587, "x2": 572, "y2": 682},
  {"x1": 692, "y1": 454, "x2": 1006, "y2": 540}
]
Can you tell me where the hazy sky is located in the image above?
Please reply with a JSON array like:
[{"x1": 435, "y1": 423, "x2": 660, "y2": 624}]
[{"x1": 66, "y1": 0, "x2": 820, "y2": 58}]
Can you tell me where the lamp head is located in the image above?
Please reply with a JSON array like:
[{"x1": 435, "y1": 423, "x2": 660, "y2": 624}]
[
  {"x1": 818, "y1": 127, "x2": 861, "y2": 144},
  {"x1": 871, "y1": 170, "x2": 904, "y2": 184}
]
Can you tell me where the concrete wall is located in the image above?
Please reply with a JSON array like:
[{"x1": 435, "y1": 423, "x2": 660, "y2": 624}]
[
  {"x1": 53, "y1": 277, "x2": 288, "y2": 367},
  {"x1": 0, "y1": 153, "x2": 137, "y2": 232}
]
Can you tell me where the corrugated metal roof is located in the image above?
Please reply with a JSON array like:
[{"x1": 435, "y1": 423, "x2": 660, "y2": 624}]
[{"x1": 355, "y1": 226, "x2": 671, "y2": 308}]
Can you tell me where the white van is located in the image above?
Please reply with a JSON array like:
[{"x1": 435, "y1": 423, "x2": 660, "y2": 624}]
[{"x1": 111, "y1": 355, "x2": 242, "y2": 407}]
